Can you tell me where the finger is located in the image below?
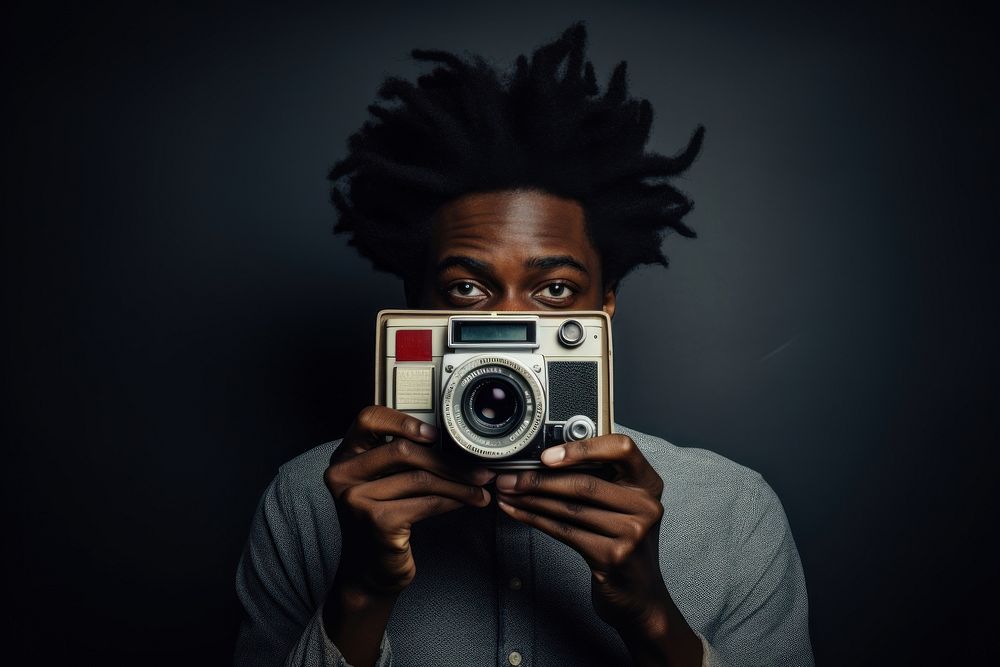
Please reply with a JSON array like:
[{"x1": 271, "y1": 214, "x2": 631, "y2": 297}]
[
  {"x1": 372, "y1": 495, "x2": 468, "y2": 530},
  {"x1": 354, "y1": 468, "x2": 493, "y2": 508},
  {"x1": 496, "y1": 497, "x2": 615, "y2": 567},
  {"x1": 495, "y1": 492, "x2": 634, "y2": 538},
  {"x1": 346, "y1": 495, "x2": 467, "y2": 554},
  {"x1": 330, "y1": 437, "x2": 495, "y2": 490},
  {"x1": 539, "y1": 434, "x2": 657, "y2": 488},
  {"x1": 494, "y1": 471, "x2": 655, "y2": 514},
  {"x1": 336, "y1": 406, "x2": 440, "y2": 459}
]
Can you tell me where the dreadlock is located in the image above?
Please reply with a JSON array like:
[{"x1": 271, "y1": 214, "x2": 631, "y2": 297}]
[{"x1": 327, "y1": 20, "x2": 704, "y2": 294}]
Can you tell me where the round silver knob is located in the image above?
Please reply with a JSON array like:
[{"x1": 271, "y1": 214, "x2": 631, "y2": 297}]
[
  {"x1": 557, "y1": 319, "x2": 586, "y2": 348},
  {"x1": 563, "y1": 415, "x2": 595, "y2": 441}
]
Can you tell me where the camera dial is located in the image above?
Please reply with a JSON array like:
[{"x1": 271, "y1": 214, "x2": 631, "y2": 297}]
[
  {"x1": 557, "y1": 319, "x2": 586, "y2": 348},
  {"x1": 563, "y1": 415, "x2": 596, "y2": 441}
]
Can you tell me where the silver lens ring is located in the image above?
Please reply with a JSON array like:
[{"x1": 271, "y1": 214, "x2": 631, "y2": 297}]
[{"x1": 441, "y1": 355, "x2": 546, "y2": 458}]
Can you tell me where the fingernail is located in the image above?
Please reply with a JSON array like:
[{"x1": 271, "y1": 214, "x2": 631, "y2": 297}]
[
  {"x1": 541, "y1": 446, "x2": 565, "y2": 465},
  {"x1": 419, "y1": 422, "x2": 439, "y2": 440},
  {"x1": 495, "y1": 473, "x2": 516, "y2": 491}
]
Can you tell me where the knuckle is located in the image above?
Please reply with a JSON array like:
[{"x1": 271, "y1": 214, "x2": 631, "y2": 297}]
[
  {"x1": 339, "y1": 485, "x2": 360, "y2": 507},
  {"x1": 650, "y1": 499, "x2": 665, "y2": 522},
  {"x1": 626, "y1": 518, "x2": 645, "y2": 540},
  {"x1": 601, "y1": 544, "x2": 617, "y2": 568},
  {"x1": 325, "y1": 473, "x2": 350, "y2": 500},
  {"x1": 573, "y1": 474, "x2": 599, "y2": 497},
  {"x1": 558, "y1": 520, "x2": 575, "y2": 537},
  {"x1": 323, "y1": 466, "x2": 340, "y2": 492},
  {"x1": 404, "y1": 418, "x2": 424, "y2": 440},
  {"x1": 517, "y1": 471, "x2": 541, "y2": 492},
  {"x1": 356, "y1": 405, "x2": 380, "y2": 429},
  {"x1": 393, "y1": 439, "x2": 413, "y2": 459},
  {"x1": 616, "y1": 435, "x2": 636, "y2": 456},
  {"x1": 564, "y1": 500, "x2": 584, "y2": 515},
  {"x1": 514, "y1": 495, "x2": 535, "y2": 510},
  {"x1": 608, "y1": 540, "x2": 634, "y2": 567},
  {"x1": 575, "y1": 438, "x2": 590, "y2": 458},
  {"x1": 646, "y1": 471, "x2": 664, "y2": 498},
  {"x1": 409, "y1": 469, "x2": 432, "y2": 487},
  {"x1": 638, "y1": 496, "x2": 662, "y2": 519}
]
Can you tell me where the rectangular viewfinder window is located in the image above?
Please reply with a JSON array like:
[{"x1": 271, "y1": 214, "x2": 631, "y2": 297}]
[{"x1": 454, "y1": 320, "x2": 535, "y2": 343}]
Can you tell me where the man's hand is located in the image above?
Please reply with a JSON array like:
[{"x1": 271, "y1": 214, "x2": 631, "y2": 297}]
[
  {"x1": 493, "y1": 434, "x2": 703, "y2": 666},
  {"x1": 322, "y1": 406, "x2": 495, "y2": 666},
  {"x1": 325, "y1": 405, "x2": 495, "y2": 594}
]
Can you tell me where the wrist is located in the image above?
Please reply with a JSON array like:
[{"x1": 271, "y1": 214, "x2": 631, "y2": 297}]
[
  {"x1": 323, "y1": 578, "x2": 399, "y2": 666},
  {"x1": 628, "y1": 600, "x2": 672, "y2": 640},
  {"x1": 328, "y1": 576, "x2": 400, "y2": 615},
  {"x1": 615, "y1": 597, "x2": 703, "y2": 667}
]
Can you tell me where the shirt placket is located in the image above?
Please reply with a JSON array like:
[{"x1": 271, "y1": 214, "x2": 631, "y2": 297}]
[{"x1": 495, "y1": 507, "x2": 535, "y2": 666}]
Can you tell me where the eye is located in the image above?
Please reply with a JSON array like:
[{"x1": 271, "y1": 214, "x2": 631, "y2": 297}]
[
  {"x1": 534, "y1": 282, "x2": 576, "y2": 304},
  {"x1": 446, "y1": 281, "x2": 488, "y2": 300}
]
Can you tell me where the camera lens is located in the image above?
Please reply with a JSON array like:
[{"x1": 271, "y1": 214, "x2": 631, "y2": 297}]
[
  {"x1": 463, "y1": 376, "x2": 524, "y2": 437},
  {"x1": 442, "y1": 357, "x2": 545, "y2": 458}
]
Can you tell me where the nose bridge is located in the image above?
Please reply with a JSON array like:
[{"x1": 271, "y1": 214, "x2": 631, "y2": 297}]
[{"x1": 492, "y1": 286, "x2": 533, "y2": 312}]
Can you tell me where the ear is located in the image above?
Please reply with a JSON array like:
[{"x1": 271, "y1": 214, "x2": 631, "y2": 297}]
[{"x1": 601, "y1": 284, "x2": 617, "y2": 319}]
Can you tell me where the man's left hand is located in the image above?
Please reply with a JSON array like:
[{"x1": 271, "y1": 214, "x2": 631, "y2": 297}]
[{"x1": 494, "y1": 433, "x2": 701, "y2": 664}]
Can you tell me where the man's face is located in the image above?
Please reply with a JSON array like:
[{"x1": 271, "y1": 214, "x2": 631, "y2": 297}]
[{"x1": 412, "y1": 189, "x2": 616, "y2": 317}]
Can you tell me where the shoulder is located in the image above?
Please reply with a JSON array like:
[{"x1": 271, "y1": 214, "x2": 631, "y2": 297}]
[
  {"x1": 614, "y1": 422, "x2": 792, "y2": 577},
  {"x1": 615, "y1": 422, "x2": 778, "y2": 524},
  {"x1": 276, "y1": 439, "x2": 341, "y2": 487},
  {"x1": 238, "y1": 441, "x2": 347, "y2": 626},
  {"x1": 615, "y1": 424, "x2": 800, "y2": 630},
  {"x1": 254, "y1": 440, "x2": 346, "y2": 580},
  {"x1": 269, "y1": 439, "x2": 343, "y2": 516}
]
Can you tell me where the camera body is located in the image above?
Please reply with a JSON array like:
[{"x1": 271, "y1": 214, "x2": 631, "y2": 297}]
[{"x1": 375, "y1": 310, "x2": 615, "y2": 469}]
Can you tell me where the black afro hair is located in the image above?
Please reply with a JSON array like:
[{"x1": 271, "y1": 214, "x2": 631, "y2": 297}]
[{"x1": 327, "y1": 20, "x2": 704, "y2": 294}]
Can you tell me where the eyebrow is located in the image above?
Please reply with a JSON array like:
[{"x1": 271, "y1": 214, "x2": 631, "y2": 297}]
[
  {"x1": 435, "y1": 255, "x2": 493, "y2": 274},
  {"x1": 525, "y1": 255, "x2": 588, "y2": 274},
  {"x1": 435, "y1": 254, "x2": 589, "y2": 275}
]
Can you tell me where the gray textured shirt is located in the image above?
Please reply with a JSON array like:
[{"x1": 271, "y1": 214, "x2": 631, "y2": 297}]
[{"x1": 234, "y1": 424, "x2": 814, "y2": 666}]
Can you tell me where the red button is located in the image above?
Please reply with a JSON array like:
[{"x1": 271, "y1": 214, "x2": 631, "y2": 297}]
[{"x1": 396, "y1": 329, "x2": 432, "y2": 361}]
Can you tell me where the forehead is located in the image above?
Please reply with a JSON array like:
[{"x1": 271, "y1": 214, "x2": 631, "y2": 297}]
[{"x1": 429, "y1": 189, "x2": 596, "y2": 260}]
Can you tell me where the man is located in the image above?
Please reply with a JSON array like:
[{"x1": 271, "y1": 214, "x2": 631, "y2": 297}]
[{"x1": 235, "y1": 22, "x2": 813, "y2": 667}]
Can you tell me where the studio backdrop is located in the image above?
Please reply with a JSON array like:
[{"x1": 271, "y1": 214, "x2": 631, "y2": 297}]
[{"x1": 4, "y1": 1, "x2": 996, "y2": 664}]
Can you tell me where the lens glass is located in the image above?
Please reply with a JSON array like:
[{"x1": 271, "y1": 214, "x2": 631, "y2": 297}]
[{"x1": 464, "y1": 377, "x2": 524, "y2": 436}]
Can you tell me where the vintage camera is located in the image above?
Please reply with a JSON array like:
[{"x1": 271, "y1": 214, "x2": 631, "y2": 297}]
[{"x1": 375, "y1": 310, "x2": 614, "y2": 469}]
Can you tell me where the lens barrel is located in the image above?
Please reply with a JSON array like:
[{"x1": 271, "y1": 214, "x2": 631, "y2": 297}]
[{"x1": 441, "y1": 355, "x2": 545, "y2": 459}]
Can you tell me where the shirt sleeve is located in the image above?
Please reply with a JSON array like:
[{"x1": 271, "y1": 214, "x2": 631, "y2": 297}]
[
  {"x1": 694, "y1": 630, "x2": 722, "y2": 667},
  {"x1": 233, "y1": 467, "x2": 393, "y2": 667},
  {"x1": 710, "y1": 473, "x2": 814, "y2": 666}
]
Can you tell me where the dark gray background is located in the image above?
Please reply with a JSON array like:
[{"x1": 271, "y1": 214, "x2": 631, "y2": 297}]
[{"x1": 4, "y1": 1, "x2": 996, "y2": 664}]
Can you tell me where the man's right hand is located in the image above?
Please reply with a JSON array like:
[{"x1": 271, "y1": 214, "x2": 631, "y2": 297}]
[
  {"x1": 323, "y1": 405, "x2": 495, "y2": 597},
  {"x1": 321, "y1": 406, "x2": 494, "y2": 665}
]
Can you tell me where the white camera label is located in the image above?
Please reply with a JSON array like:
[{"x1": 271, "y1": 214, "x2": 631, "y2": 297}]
[{"x1": 394, "y1": 366, "x2": 434, "y2": 411}]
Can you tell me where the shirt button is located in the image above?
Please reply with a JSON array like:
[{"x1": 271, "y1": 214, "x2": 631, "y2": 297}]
[
  {"x1": 508, "y1": 651, "x2": 522, "y2": 666},
  {"x1": 508, "y1": 576, "x2": 522, "y2": 590}
]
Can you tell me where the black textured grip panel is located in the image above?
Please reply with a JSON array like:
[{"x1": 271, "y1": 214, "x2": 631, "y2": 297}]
[{"x1": 547, "y1": 361, "x2": 598, "y2": 422}]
